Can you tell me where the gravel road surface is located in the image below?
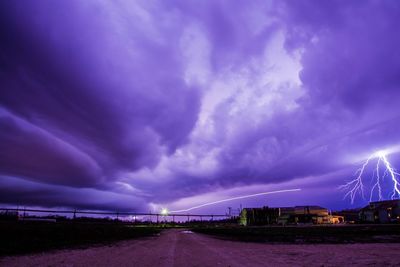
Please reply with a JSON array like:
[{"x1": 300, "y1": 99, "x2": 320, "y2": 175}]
[{"x1": 1, "y1": 229, "x2": 399, "y2": 266}]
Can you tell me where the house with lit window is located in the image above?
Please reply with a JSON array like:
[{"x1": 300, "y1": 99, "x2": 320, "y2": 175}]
[{"x1": 359, "y1": 200, "x2": 400, "y2": 223}]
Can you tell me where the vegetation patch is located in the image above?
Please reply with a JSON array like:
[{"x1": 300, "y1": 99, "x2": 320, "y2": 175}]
[
  {"x1": 191, "y1": 225, "x2": 400, "y2": 244},
  {"x1": 0, "y1": 221, "x2": 161, "y2": 256}
]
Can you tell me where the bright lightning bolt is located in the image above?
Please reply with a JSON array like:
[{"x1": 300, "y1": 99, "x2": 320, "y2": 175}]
[
  {"x1": 340, "y1": 150, "x2": 400, "y2": 204},
  {"x1": 169, "y1": 188, "x2": 301, "y2": 213}
]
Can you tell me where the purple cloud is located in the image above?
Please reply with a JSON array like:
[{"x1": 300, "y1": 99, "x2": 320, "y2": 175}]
[{"x1": 1, "y1": 0, "x2": 400, "y2": 212}]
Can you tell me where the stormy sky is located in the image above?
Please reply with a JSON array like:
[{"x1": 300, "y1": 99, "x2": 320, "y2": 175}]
[{"x1": 1, "y1": 0, "x2": 400, "y2": 213}]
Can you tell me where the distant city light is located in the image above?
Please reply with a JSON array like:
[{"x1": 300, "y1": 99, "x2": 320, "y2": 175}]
[{"x1": 161, "y1": 208, "x2": 169, "y2": 216}]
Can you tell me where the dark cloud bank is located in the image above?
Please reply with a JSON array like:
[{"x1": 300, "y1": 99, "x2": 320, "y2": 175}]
[{"x1": 1, "y1": 0, "x2": 400, "y2": 211}]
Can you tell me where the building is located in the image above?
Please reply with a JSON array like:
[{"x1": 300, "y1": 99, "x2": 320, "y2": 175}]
[
  {"x1": 281, "y1": 206, "x2": 330, "y2": 225},
  {"x1": 240, "y1": 206, "x2": 280, "y2": 226},
  {"x1": 240, "y1": 205, "x2": 333, "y2": 226},
  {"x1": 276, "y1": 207, "x2": 295, "y2": 225},
  {"x1": 332, "y1": 209, "x2": 360, "y2": 223},
  {"x1": 359, "y1": 200, "x2": 400, "y2": 223}
]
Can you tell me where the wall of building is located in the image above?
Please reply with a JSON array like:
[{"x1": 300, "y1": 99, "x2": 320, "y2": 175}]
[
  {"x1": 240, "y1": 205, "x2": 333, "y2": 226},
  {"x1": 359, "y1": 200, "x2": 400, "y2": 223}
]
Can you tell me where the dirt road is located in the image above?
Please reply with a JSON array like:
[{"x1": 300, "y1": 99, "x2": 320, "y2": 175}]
[{"x1": 1, "y1": 229, "x2": 399, "y2": 266}]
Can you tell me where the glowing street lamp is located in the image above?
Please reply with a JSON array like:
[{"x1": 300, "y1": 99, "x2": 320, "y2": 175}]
[{"x1": 161, "y1": 208, "x2": 169, "y2": 216}]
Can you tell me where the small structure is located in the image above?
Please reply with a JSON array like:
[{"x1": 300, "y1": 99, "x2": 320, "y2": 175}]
[{"x1": 359, "y1": 200, "x2": 400, "y2": 223}]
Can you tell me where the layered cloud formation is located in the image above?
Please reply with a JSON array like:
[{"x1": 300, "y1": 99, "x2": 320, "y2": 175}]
[{"x1": 1, "y1": 0, "x2": 400, "y2": 212}]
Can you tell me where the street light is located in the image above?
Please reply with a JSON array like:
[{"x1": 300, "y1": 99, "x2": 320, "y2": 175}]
[{"x1": 161, "y1": 208, "x2": 169, "y2": 216}]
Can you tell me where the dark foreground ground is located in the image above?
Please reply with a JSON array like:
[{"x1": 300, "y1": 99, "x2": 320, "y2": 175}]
[
  {"x1": 0, "y1": 221, "x2": 160, "y2": 256},
  {"x1": 192, "y1": 224, "x2": 400, "y2": 243},
  {"x1": 1, "y1": 222, "x2": 400, "y2": 256},
  {"x1": 1, "y1": 229, "x2": 400, "y2": 267}
]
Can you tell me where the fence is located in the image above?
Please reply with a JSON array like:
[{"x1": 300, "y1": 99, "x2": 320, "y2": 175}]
[{"x1": 0, "y1": 207, "x2": 231, "y2": 223}]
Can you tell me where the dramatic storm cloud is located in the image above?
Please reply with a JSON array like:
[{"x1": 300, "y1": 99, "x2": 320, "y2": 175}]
[{"x1": 1, "y1": 0, "x2": 400, "y2": 212}]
